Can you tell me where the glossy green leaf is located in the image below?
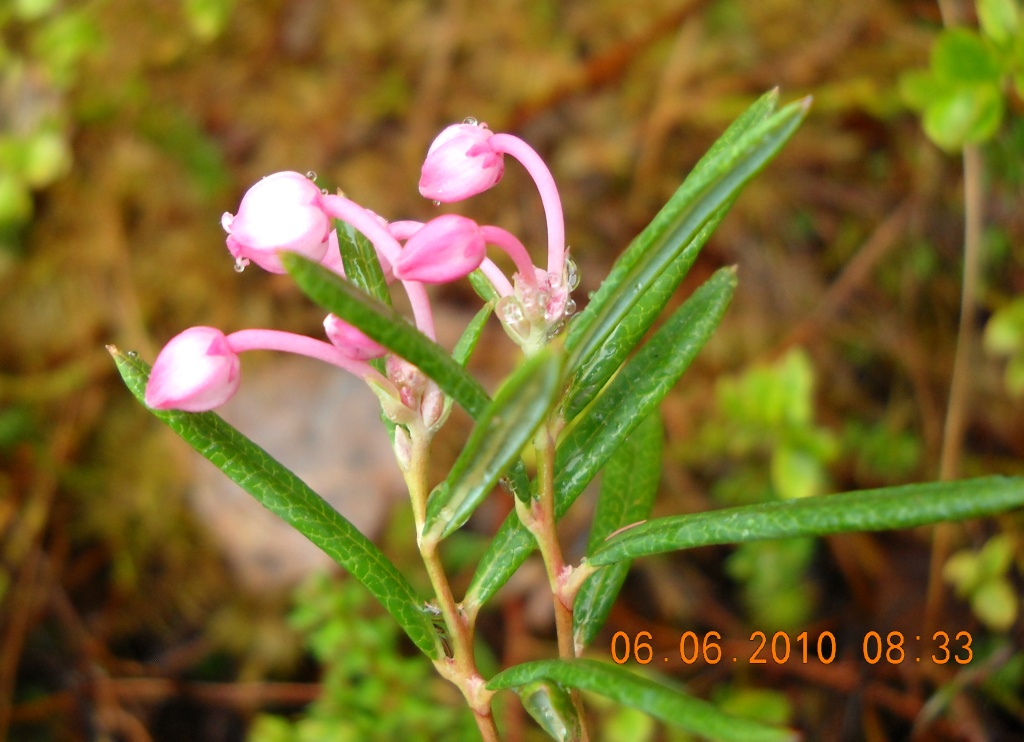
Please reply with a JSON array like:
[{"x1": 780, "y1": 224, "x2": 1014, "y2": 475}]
[
  {"x1": 452, "y1": 302, "x2": 493, "y2": 367},
  {"x1": 573, "y1": 410, "x2": 663, "y2": 650},
  {"x1": 110, "y1": 347, "x2": 441, "y2": 659},
  {"x1": 932, "y1": 28, "x2": 1003, "y2": 84},
  {"x1": 488, "y1": 659, "x2": 796, "y2": 742},
  {"x1": 978, "y1": 0, "x2": 1020, "y2": 46},
  {"x1": 564, "y1": 94, "x2": 807, "y2": 385},
  {"x1": 589, "y1": 477, "x2": 1024, "y2": 567},
  {"x1": 336, "y1": 219, "x2": 392, "y2": 307},
  {"x1": 282, "y1": 253, "x2": 489, "y2": 418},
  {"x1": 561, "y1": 91, "x2": 781, "y2": 419},
  {"x1": 923, "y1": 84, "x2": 1004, "y2": 150},
  {"x1": 424, "y1": 348, "x2": 563, "y2": 541},
  {"x1": 519, "y1": 680, "x2": 582, "y2": 742},
  {"x1": 464, "y1": 268, "x2": 735, "y2": 611}
]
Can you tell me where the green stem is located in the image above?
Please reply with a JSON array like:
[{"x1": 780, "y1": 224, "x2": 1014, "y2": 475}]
[
  {"x1": 403, "y1": 424, "x2": 500, "y2": 741},
  {"x1": 515, "y1": 424, "x2": 591, "y2": 741}
]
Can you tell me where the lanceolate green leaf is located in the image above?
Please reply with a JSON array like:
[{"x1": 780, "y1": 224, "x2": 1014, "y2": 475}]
[
  {"x1": 573, "y1": 410, "x2": 663, "y2": 651},
  {"x1": 564, "y1": 94, "x2": 807, "y2": 381},
  {"x1": 563, "y1": 89, "x2": 780, "y2": 420},
  {"x1": 452, "y1": 302, "x2": 493, "y2": 367},
  {"x1": 110, "y1": 347, "x2": 441, "y2": 659},
  {"x1": 424, "y1": 348, "x2": 563, "y2": 542},
  {"x1": 589, "y1": 477, "x2": 1024, "y2": 567},
  {"x1": 282, "y1": 253, "x2": 489, "y2": 418},
  {"x1": 562, "y1": 211, "x2": 723, "y2": 420},
  {"x1": 336, "y1": 219, "x2": 392, "y2": 307},
  {"x1": 488, "y1": 659, "x2": 796, "y2": 742},
  {"x1": 464, "y1": 268, "x2": 735, "y2": 611}
]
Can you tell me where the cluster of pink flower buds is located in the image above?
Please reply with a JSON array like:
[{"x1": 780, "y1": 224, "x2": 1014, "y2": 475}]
[{"x1": 145, "y1": 118, "x2": 574, "y2": 422}]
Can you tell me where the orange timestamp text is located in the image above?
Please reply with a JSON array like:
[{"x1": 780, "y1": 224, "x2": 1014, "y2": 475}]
[{"x1": 610, "y1": 630, "x2": 973, "y2": 666}]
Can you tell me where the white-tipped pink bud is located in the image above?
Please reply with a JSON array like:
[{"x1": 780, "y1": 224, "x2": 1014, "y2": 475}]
[
  {"x1": 418, "y1": 123, "x2": 504, "y2": 202},
  {"x1": 392, "y1": 214, "x2": 486, "y2": 284},
  {"x1": 222, "y1": 171, "x2": 330, "y2": 273},
  {"x1": 323, "y1": 314, "x2": 387, "y2": 360},
  {"x1": 144, "y1": 326, "x2": 241, "y2": 412}
]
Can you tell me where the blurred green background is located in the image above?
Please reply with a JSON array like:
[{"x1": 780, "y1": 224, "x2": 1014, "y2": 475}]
[{"x1": 2, "y1": 0, "x2": 1023, "y2": 740}]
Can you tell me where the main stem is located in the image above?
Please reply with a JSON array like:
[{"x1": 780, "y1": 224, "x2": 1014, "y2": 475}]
[
  {"x1": 404, "y1": 425, "x2": 500, "y2": 741},
  {"x1": 516, "y1": 424, "x2": 590, "y2": 741}
]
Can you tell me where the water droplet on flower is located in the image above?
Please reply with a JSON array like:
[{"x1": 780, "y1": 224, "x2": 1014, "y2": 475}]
[
  {"x1": 127, "y1": 350, "x2": 139, "y2": 359},
  {"x1": 563, "y1": 298, "x2": 576, "y2": 316},
  {"x1": 501, "y1": 299, "x2": 524, "y2": 325},
  {"x1": 565, "y1": 257, "x2": 581, "y2": 290},
  {"x1": 234, "y1": 257, "x2": 250, "y2": 273},
  {"x1": 432, "y1": 200, "x2": 441, "y2": 207},
  {"x1": 320, "y1": 188, "x2": 329, "y2": 195},
  {"x1": 546, "y1": 319, "x2": 566, "y2": 340},
  {"x1": 306, "y1": 170, "x2": 317, "y2": 181},
  {"x1": 463, "y1": 116, "x2": 478, "y2": 126}
]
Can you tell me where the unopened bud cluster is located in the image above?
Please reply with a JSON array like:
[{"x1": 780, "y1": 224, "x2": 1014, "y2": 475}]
[{"x1": 145, "y1": 119, "x2": 575, "y2": 436}]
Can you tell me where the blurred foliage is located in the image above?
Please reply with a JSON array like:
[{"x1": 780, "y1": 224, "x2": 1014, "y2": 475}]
[
  {"x1": 985, "y1": 295, "x2": 1024, "y2": 395},
  {"x1": 901, "y1": 0, "x2": 1023, "y2": 150},
  {"x1": 248, "y1": 573, "x2": 477, "y2": 742},
  {"x1": 944, "y1": 534, "x2": 1020, "y2": 631}
]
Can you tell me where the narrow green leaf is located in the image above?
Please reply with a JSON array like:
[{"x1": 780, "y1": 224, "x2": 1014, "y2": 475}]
[
  {"x1": 282, "y1": 252, "x2": 489, "y2": 418},
  {"x1": 464, "y1": 269, "x2": 735, "y2": 611},
  {"x1": 335, "y1": 219, "x2": 392, "y2": 306},
  {"x1": 110, "y1": 347, "x2": 441, "y2": 659},
  {"x1": 573, "y1": 411, "x2": 663, "y2": 650},
  {"x1": 561, "y1": 87, "x2": 778, "y2": 415},
  {"x1": 469, "y1": 267, "x2": 501, "y2": 303},
  {"x1": 556, "y1": 268, "x2": 734, "y2": 513},
  {"x1": 589, "y1": 477, "x2": 1024, "y2": 567},
  {"x1": 562, "y1": 210, "x2": 724, "y2": 420},
  {"x1": 425, "y1": 348, "x2": 563, "y2": 541},
  {"x1": 564, "y1": 94, "x2": 807, "y2": 383},
  {"x1": 488, "y1": 659, "x2": 796, "y2": 742},
  {"x1": 452, "y1": 302, "x2": 493, "y2": 367}
]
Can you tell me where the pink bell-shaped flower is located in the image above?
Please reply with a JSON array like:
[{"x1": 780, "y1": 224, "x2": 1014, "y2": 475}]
[
  {"x1": 145, "y1": 326, "x2": 241, "y2": 412},
  {"x1": 392, "y1": 214, "x2": 486, "y2": 284},
  {"x1": 324, "y1": 314, "x2": 387, "y2": 360},
  {"x1": 222, "y1": 171, "x2": 330, "y2": 273},
  {"x1": 418, "y1": 122, "x2": 504, "y2": 202}
]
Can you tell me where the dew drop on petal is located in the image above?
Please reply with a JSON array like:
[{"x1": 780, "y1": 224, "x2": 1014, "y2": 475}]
[
  {"x1": 565, "y1": 256, "x2": 581, "y2": 290},
  {"x1": 463, "y1": 116, "x2": 478, "y2": 126},
  {"x1": 306, "y1": 170, "x2": 318, "y2": 181},
  {"x1": 320, "y1": 188, "x2": 329, "y2": 195},
  {"x1": 563, "y1": 298, "x2": 577, "y2": 316},
  {"x1": 234, "y1": 256, "x2": 250, "y2": 273},
  {"x1": 432, "y1": 200, "x2": 441, "y2": 207}
]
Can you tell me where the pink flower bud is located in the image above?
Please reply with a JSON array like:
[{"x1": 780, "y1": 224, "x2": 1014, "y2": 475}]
[
  {"x1": 145, "y1": 327, "x2": 241, "y2": 411},
  {"x1": 418, "y1": 123, "x2": 504, "y2": 202},
  {"x1": 222, "y1": 171, "x2": 330, "y2": 273},
  {"x1": 392, "y1": 214, "x2": 486, "y2": 284},
  {"x1": 324, "y1": 314, "x2": 386, "y2": 360}
]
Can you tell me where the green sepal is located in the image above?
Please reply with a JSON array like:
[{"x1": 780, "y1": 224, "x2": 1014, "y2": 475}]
[
  {"x1": 110, "y1": 347, "x2": 442, "y2": 659},
  {"x1": 424, "y1": 347, "x2": 563, "y2": 542},
  {"x1": 488, "y1": 659, "x2": 796, "y2": 742},
  {"x1": 589, "y1": 477, "x2": 1024, "y2": 567},
  {"x1": 573, "y1": 410, "x2": 663, "y2": 651}
]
